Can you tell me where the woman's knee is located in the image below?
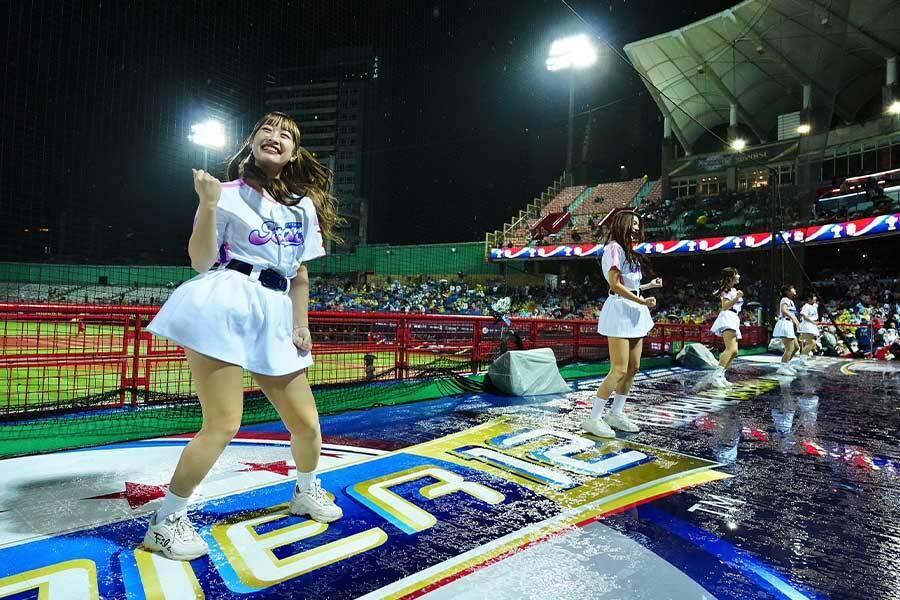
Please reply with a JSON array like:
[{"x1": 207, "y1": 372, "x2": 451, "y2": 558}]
[
  {"x1": 285, "y1": 413, "x2": 321, "y2": 439},
  {"x1": 624, "y1": 361, "x2": 640, "y2": 377},
  {"x1": 200, "y1": 417, "x2": 242, "y2": 443},
  {"x1": 606, "y1": 365, "x2": 629, "y2": 382}
]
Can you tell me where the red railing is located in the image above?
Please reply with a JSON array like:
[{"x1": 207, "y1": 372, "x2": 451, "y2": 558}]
[{"x1": 0, "y1": 302, "x2": 767, "y2": 418}]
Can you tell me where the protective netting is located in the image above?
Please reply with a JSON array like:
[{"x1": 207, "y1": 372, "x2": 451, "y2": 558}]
[
  {"x1": 0, "y1": 295, "x2": 767, "y2": 458},
  {"x1": 3, "y1": 0, "x2": 897, "y2": 461},
  {"x1": 0, "y1": 367, "x2": 480, "y2": 459}
]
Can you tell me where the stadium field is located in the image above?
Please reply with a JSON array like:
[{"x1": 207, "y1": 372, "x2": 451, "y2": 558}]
[{"x1": 0, "y1": 318, "x2": 473, "y2": 410}]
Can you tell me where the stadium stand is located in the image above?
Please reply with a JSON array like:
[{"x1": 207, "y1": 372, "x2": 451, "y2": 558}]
[{"x1": 488, "y1": 176, "x2": 649, "y2": 247}]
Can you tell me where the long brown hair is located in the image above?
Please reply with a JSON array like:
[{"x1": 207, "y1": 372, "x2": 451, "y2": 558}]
[
  {"x1": 603, "y1": 210, "x2": 651, "y2": 274},
  {"x1": 226, "y1": 112, "x2": 345, "y2": 242},
  {"x1": 714, "y1": 267, "x2": 738, "y2": 296}
]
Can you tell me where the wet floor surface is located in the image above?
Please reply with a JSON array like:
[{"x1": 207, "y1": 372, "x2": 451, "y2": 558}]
[
  {"x1": 311, "y1": 356, "x2": 900, "y2": 599},
  {"x1": 1, "y1": 356, "x2": 898, "y2": 599}
]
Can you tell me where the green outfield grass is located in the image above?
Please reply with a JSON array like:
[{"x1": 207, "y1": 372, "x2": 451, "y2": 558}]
[
  {"x1": 0, "y1": 320, "x2": 128, "y2": 355},
  {"x1": 0, "y1": 319, "x2": 474, "y2": 412}
]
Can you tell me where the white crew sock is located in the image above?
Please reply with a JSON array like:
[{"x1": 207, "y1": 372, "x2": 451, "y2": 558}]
[
  {"x1": 716, "y1": 365, "x2": 726, "y2": 375},
  {"x1": 156, "y1": 489, "x2": 190, "y2": 522},
  {"x1": 296, "y1": 470, "x2": 316, "y2": 493},
  {"x1": 610, "y1": 393, "x2": 628, "y2": 415},
  {"x1": 590, "y1": 395, "x2": 610, "y2": 420}
]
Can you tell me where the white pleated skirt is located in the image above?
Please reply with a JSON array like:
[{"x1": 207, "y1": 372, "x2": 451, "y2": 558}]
[
  {"x1": 597, "y1": 295, "x2": 654, "y2": 338},
  {"x1": 772, "y1": 319, "x2": 797, "y2": 340},
  {"x1": 711, "y1": 310, "x2": 741, "y2": 339},
  {"x1": 147, "y1": 268, "x2": 312, "y2": 376},
  {"x1": 798, "y1": 321, "x2": 820, "y2": 336}
]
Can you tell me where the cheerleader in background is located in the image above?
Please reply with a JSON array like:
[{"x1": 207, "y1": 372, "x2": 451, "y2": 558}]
[
  {"x1": 772, "y1": 284, "x2": 802, "y2": 376},
  {"x1": 798, "y1": 292, "x2": 820, "y2": 361},
  {"x1": 705, "y1": 267, "x2": 743, "y2": 388},
  {"x1": 582, "y1": 210, "x2": 661, "y2": 439}
]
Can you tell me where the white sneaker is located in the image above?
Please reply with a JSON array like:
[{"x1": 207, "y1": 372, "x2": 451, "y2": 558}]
[
  {"x1": 290, "y1": 479, "x2": 343, "y2": 523},
  {"x1": 789, "y1": 359, "x2": 807, "y2": 371},
  {"x1": 775, "y1": 365, "x2": 797, "y2": 376},
  {"x1": 581, "y1": 416, "x2": 616, "y2": 438},
  {"x1": 707, "y1": 371, "x2": 729, "y2": 389},
  {"x1": 715, "y1": 371, "x2": 734, "y2": 387},
  {"x1": 143, "y1": 510, "x2": 209, "y2": 561},
  {"x1": 604, "y1": 412, "x2": 641, "y2": 433}
]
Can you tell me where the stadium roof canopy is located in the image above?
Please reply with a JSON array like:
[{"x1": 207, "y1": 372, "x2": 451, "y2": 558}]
[{"x1": 624, "y1": 0, "x2": 900, "y2": 152}]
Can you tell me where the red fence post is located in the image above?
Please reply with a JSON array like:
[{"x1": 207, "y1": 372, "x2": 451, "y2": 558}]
[
  {"x1": 129, "y1": 314, "x2": 143, "y2": 407},
  {"x1": 397, "y1": 317, "x2": 408, "y2": 380},
  {"x1": 471, "y1": 318, "x2": 482, "y2": 373},
  {"x1": 573, "y1": 322, "x2": 580, "y2": 362}
]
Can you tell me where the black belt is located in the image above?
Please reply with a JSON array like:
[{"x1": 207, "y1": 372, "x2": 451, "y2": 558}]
[
  {"x1": 225, "y1": 259, "x2": 287, "y2": 292},
  {"x1": 610, "y1": 289, "x2": 642, "y2": 298}
]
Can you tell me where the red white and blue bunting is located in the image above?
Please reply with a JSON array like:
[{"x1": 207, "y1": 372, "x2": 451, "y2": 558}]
[{"x1": 489, "y1": 213, "x2": 900, "y2": 260}]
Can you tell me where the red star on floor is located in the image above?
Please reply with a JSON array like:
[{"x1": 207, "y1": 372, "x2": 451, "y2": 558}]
[
  {"x1": 239, "y1": 460, "x2": 296, "y2": 476},
  {"x1": 87, "y1": 482, "x2": 169, "y2": 510}
]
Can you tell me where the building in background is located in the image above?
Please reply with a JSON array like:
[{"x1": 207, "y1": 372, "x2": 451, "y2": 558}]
[{"x1": 265, "y1": 49, "x2": 380, "y2": 251}]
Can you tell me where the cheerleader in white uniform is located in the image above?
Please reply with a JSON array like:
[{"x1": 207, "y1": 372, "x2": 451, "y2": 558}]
[
  {"x1": 706, "y1": 267, "x2": 743, "y2": 388},
  {"x1": 798, "y1": 293, "x2": 820, "y2": 360},
  {"x1": 142, "y1": 112, "x2": 345, "y2": 561},
  {"x1": 582, "y1": 210, "x2": 661, "y2": 439},
  {"x1": 772, "y1": 284, "x2": 802, "y2": 375}
]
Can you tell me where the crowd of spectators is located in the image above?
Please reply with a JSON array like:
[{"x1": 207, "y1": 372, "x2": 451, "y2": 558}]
[
  {"x1": 640, "y1": 181, "x2": 899, "y2": 242},
  {"x1": 6, "y1": 262, "x2": 896, "y2": 359},
  {"x1": 310, "y1": 268, "x2": 900, "y2": 360},
  {"x1": 811, "y1": 266, "x2": 900, "y2": 359},
  {"x1": 309, "y1": 277, "x2": 602, "y2": 319},
  {"x1": 641, "y1": 189, "x2": 772, "y2": 241},
  {"x1": 308, "y1": 274, "x2": 762, "y2": 326}
]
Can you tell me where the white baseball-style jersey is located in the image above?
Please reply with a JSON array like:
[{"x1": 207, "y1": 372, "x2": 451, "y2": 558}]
[
  {"x1": 779, "y1": 297, "x2": 797, "y2": 320},
  {"x1": 722, "y1": 288, "x2": 743, "y2": 313},
  {"x1": 197, "y1": 179, "x2": 326, "y2": 278},
  {"x1": 150, "y1": 178, "x2": 328, "y2": 376},
  {"x1": 597, "y1": 240, "x2": 653, "y2": 338},
  {"x1": 601, "y1": 241, "x2": 643, "y2": 292},
  {"x1": 800, "y1": 302, "x2": 819, "y2": 323},
  {"x1": 711, "y1": 288, "x2": 743, "y2": 338}
]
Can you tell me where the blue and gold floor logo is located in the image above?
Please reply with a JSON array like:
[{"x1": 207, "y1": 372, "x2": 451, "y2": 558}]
[{"x1": 0, "y1": 419, "x2": 725, "y2": 599}]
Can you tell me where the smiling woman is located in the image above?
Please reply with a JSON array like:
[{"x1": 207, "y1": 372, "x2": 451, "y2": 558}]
[
  {"x1": 226, "y1": 112, "x2": 345, "y2": 243},
  {"x1": 140, "y1": 111, "x2": 346, "y2": 561}
]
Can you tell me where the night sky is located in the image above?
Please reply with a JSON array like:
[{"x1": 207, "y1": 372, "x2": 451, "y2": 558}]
[{"x1": 2, "y1": 0, "x2": 737, "y2": 261}]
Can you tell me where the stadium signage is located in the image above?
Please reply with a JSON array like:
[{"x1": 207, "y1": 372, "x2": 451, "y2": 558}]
[
  {"x1": 489, "y1": 212, "x2": 900, "y2": 260},
  {"x1": 0, "y1": 418, "x2": 724, "y2": 598},
  {"x1": 672, "y1": 140, "x2": 797, "y2": 173}
]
